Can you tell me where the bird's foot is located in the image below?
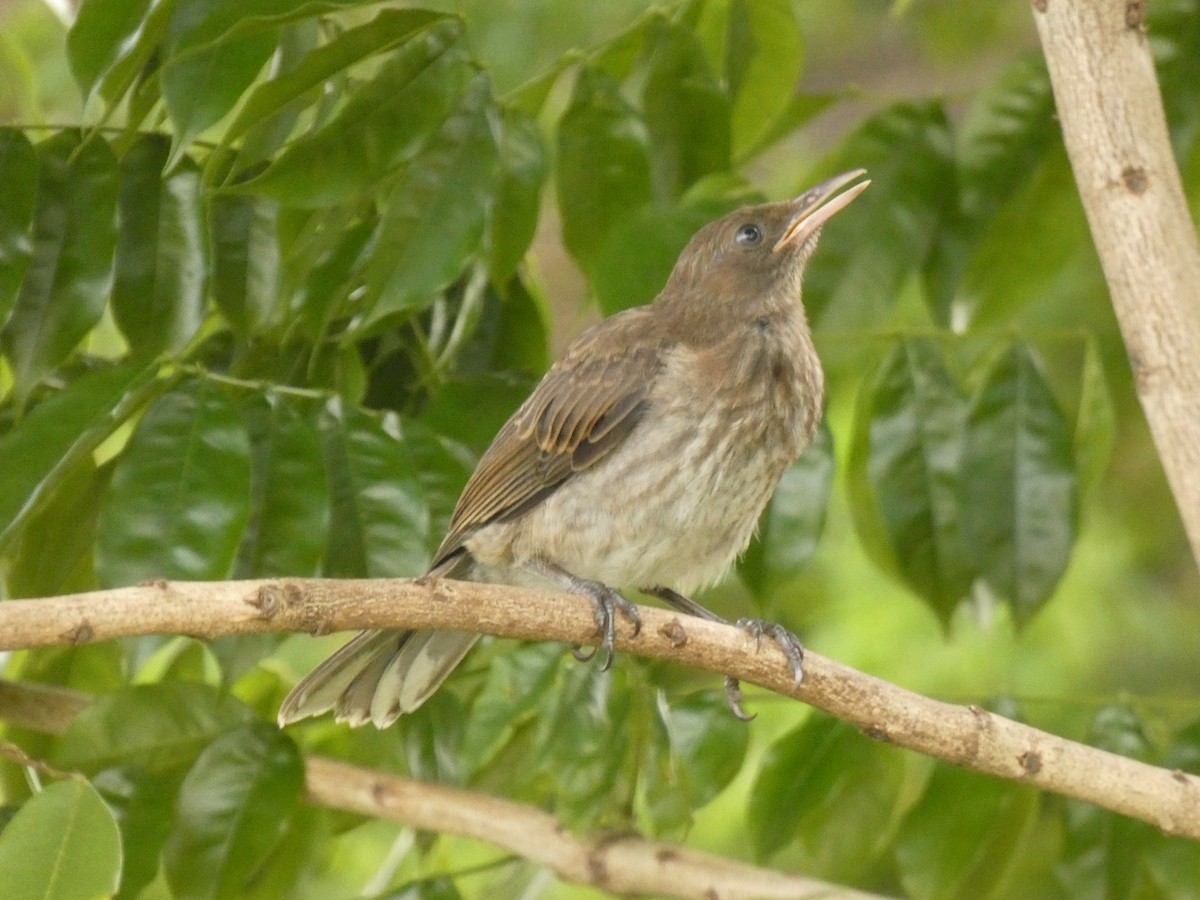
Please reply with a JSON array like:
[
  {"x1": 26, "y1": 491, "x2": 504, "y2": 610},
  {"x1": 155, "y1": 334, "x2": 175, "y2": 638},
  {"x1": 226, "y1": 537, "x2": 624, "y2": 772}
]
[
  {"x1": 735, "y1": 618, "x2": 805, "y2": 689},
  {"x1": 524, "y1": 559, "x2": 641, "y2": 671},
  {"x1": 642, "y1": 586, "x2": 804, "y2": 720},
  {"x1": 568, "y1": 581, "x2": 641, "y2": 670}
]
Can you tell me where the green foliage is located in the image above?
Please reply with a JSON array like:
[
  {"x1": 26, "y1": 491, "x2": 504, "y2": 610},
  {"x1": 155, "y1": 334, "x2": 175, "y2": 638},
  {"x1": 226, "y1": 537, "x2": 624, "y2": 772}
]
[
  {"x1": 0, "y1": 778, "x2": 122, "y2": 899},
  {"x1": 1, "y1": 0, "x2": 1199, "y2": 897}
]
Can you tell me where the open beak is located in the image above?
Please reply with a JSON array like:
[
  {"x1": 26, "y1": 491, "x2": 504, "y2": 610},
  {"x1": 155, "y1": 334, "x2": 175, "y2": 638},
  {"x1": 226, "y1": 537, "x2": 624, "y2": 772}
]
[{"x1": 773, "y1": 169, "x2": 871, "y2": 253}]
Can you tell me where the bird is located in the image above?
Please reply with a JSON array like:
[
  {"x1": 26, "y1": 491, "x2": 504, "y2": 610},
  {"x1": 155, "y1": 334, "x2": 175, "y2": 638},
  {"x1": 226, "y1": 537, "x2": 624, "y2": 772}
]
[{"x1": 278, "y1": 169, "x2": 870, "y2": 729}]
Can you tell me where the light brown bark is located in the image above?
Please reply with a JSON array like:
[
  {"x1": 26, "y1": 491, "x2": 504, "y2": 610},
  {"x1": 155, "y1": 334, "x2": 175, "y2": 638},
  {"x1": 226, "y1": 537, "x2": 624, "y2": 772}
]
[
  {"x1": 1, "y1": 576, "x2": 1198, "y2": 839},
  {"x1": 1034, "y1": 0, "x2": 1200, "y2": 567}
]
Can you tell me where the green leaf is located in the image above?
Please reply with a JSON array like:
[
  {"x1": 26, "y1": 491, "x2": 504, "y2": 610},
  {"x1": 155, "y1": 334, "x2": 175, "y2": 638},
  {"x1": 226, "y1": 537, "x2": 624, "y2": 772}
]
[
  {"x1": 234, "y1": 394, "x2": 328, "y2": 578},
  {"x1": 164, "y1": 723, "x2": 305, "y2": 900},
  {"x1": 803, "y1": 102, "x2": 954, "y2": 329},
  {"x1": 67, "y1": 0, "x2": 171, "y2": 109},
  {"x1": 725, "y1": 0, "x2": 804, "y2": 161},
  {"x1": 320, "y1": 398, "x2": 430, "y2": 577},
  {"x1": 556, "y1": 66, "x2": 653, "y2": 269},
  {"x1": 96, "y1": 379, "x2": 252, "y2": 587},
  {"x1": 924, "y1": 53, "x2": 1055, "y2": 317},
  {"x1": 0, "y1": 361, "x2": 160, "y2": 551},
  {"x1": 209, "y1": 191, "x2": 280, "y2": 338},
  {"x1": 1057, "y1": 707, "x2": 1165, "y2": 898},
  {"x1": 459, "y1": 643, "x2": 566, "y2": 779},
  {"x1": 218, "y1": 9, "x2": 447, "y2": 163},
  {"x1": 488, "y1": 107, "x2": 549, "y2": 283},
  {"x1": 113, "y1": 134, "x2": 208, "y2": 357},
  {"x1": 662, "y1": 691, "x2": 748, "y2": 809},
  {"x1": 68, "y1": 0, "x2": 150, "y2": 102},
  {"x1": 0, "y1": 779, "x2": 122, "y2": 900},
  {"x1": 895, "y1": 766, "x2": 1039, "y2": 900},
  {"x1": 159, "y1": 0, "x2": 347, "y2": 165},
  {"x1": 358, "y1": 73, "x2": 500, "y2": 325},
  {"x1": 2, "y1": 132, "x2": 119, "y2": 405},
  {"x1": 1074, "y1": 336, "x2": 1116, "y2": 495},
  {"x1": 416, "y1": 372, "x2": 533, "y2": 454},
  {"x1": 164, "y1": 30, "x2": 279, "y2": 167},
  {"x1": 852, "y1": 340, "x2": 973, "y2": 623},
  {"x1": 957, "y1": 148, "x2": 1098, "y2": 328},
  {"x1": 739, "y1": 420, "x2": 834, "y2": 599},
  {"x1": 0, "y1": 128, "x2": 37, "y2": 330},
  {"x1": 749, "y1": 718, "x2": 911, "y2": 871},
  {"x1": 93, "y1": 766, "x2": 176, "y2": 900},
  {"x1": 239, "y1": 21, "x2": 469, "y2": 208},
  {"x1": 641, "y1": 19, "x2": 730, "y2": 200},
  {"x1": 7, "y1": 456, "x2": 107, "y2": 599},
  {"x1": 960, "y1": 343, "x2": 1077, "y2": 625},
  {"x1": 55, "y1": 682, "x2": 254, "y2": 774},
  {"x1": 955, "y1": 53, "x2": 1056, "y2": 227},
  {"x1": 392, "y1": 418, "x2": 473, "y2": 555},
  {"x1": 281, "y1": 214, "x2": 373, "y2": 341}
]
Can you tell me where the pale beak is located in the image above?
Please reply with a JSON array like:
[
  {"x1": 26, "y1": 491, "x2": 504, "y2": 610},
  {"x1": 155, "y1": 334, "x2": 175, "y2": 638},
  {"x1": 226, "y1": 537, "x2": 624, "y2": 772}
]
[{"x1": 773, "y1": 168, "x2": 871, "y2": 253}]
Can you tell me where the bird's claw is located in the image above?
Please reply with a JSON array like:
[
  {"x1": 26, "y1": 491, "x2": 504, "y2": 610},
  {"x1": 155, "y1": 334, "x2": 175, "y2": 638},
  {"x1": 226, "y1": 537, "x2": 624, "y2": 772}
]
[
  {"x1": 723, "y1": 676, "x2": 754, "y2": 721},
  {"x1": 719, "y1": 621, "x2": 803, "y2": 719},
  {"x1": 736, "y1": 618, "x2": 805, "y2": 688},
  {"x1": 582, "y1": 584, "x2": 641, "y2": 672}
]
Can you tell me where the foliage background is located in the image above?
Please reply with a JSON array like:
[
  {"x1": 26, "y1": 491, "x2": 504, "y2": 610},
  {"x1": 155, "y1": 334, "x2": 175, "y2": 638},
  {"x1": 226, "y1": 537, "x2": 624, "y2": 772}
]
[{"x1": 1, "y1": 0, "x2": 1200, "y2": 897}]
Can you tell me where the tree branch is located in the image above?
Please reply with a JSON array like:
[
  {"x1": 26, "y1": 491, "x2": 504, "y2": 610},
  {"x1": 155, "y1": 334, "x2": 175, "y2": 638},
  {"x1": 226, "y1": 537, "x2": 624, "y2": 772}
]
[
  {"x1": 0, "y1": 678, "x2": 880, "y2": 900},
  {"x1": 1034, "y1": 0, "x2": 1200, "y2": 567},
  {"x1": 1, "y1": 577, "x2": 1198, "y2": 839}
]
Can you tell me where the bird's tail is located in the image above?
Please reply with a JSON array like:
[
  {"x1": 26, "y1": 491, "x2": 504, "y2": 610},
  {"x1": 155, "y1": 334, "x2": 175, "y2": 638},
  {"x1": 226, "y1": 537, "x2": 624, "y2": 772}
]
[
  {"x1": 277, "y1": 555, "x2": 479, "y2": 729},
  {"x1": 276, "y1": 627, "x2": 479, "y2": 728}
]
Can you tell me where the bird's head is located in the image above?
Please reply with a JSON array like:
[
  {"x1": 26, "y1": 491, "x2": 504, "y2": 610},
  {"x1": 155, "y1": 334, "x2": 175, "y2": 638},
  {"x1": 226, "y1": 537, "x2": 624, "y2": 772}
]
[{"x1": 658, "y1": 169, "x2": 870, "y2": 320}]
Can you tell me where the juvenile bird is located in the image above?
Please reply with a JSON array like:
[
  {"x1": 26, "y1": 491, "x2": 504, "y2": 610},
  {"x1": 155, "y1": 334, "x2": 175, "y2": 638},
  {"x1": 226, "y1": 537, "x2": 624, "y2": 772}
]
[{"x1": 278, "y1": 169, "x2": 870, "y2": 728}]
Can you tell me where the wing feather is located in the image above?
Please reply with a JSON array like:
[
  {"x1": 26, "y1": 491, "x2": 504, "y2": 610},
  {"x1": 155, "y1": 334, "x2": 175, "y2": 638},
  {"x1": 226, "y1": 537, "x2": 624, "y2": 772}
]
[{"x1": 430, "y1": 308, "x2": 665, "y2": 568}]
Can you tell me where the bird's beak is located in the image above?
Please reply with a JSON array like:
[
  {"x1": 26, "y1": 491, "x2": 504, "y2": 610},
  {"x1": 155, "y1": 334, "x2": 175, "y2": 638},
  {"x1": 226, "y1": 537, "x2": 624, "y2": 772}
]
[{"x1": 773, "y1": 169, "x2": 871, "y2": 253}]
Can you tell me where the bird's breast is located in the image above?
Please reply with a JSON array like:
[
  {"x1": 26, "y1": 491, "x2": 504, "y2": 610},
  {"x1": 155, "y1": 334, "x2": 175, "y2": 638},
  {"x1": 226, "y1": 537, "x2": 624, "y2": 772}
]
[{"x1": 473, "y1": 323, "x2": 825, "y2": 593}]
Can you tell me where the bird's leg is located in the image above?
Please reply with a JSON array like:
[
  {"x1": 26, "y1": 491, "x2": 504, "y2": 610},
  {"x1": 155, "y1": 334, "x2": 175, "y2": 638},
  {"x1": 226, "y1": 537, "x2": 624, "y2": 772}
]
[
  {"x1": 642, "y1": 586, "x2": 805, "y2": 721},
  {"x1": 523, "y1": 559, "x2": 642, "y2": 671}
]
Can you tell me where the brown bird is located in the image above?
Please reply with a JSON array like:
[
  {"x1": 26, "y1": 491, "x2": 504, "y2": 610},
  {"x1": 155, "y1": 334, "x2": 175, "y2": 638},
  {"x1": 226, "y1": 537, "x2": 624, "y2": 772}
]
[{"x1": 278, "y1": 169, "x2": 870, "y2": 728}]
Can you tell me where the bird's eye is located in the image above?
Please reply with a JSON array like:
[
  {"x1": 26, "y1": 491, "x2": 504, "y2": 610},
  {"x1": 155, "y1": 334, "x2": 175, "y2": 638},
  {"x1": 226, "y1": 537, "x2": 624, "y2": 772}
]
[{"x1": 735, "y1": 224, "x2": 762, "y2": 246}]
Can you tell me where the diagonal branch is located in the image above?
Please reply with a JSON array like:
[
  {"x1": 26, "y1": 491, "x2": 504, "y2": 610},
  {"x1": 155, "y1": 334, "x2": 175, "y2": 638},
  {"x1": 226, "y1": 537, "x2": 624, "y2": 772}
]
[
  {"x1": 1034, "y1": 0, "x2": 1200, "y2": 568},
  {"x1": 0, "y1": 678, "x2": 881, "y2": 900},
  {"x1": 0, "y1": 577, "x2": 1199, "y2": 839}
]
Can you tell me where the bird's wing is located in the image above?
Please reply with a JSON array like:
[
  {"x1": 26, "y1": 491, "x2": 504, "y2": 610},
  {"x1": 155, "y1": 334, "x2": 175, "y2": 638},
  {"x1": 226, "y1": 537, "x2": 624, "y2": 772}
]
[{"x1": 430, "y1": 307, "x2": 665, "y2": 569}]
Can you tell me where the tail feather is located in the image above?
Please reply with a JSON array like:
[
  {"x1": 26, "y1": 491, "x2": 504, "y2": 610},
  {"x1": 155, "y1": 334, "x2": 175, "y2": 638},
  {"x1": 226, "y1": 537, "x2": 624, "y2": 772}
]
[{"x1": 278, "y1": 557, "x2": 511, "y2": 728}]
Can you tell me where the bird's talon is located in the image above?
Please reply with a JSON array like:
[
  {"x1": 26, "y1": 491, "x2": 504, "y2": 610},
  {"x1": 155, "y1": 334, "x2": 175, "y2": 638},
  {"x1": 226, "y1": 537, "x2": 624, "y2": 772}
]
[
  {"x1": 724, "y1": 676, "x2": 754, "y2": 721},
  {"x1": 736, "y1": 618, "x2": 805, "y2": 688},
  {"x1": 571, "y1": 644, "x2": 597, "y2": 663}
]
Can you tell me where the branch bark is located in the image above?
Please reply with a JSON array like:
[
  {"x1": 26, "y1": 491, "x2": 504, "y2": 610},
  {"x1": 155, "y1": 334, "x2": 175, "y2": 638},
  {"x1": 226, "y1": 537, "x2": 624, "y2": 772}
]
[
  {"x1": 1034, "y1": 0, "x2": 1200, "y2": 567},
  {"x1": 0, "y1": 680, "x2": 874, "y2": 900},
  {"x1": 1, "y1": 577, "x2": 1199, "y2": 839}
]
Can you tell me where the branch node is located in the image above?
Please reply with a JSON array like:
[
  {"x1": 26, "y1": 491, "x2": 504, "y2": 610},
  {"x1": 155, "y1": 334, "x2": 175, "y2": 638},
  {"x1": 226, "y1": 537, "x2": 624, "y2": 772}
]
[
  {"x1": 64, "y1": 621, "x2": 94, "y2": 645},
  {"x1": 1032, "y1": 0, "x2": 1048, "y2": 13},
  {"x1": 371, "y1": 778, "x2": 390, "y2": 804},
  {"x1": 658, "y1": 618, "x2": 688, "y2": 647},
  {"x1": 1018, "y1": 750, "x2": 1043, "y2": 776},
  {"x1": 1121, "y1": 165, "x2": 1149, "y2": 195},
  {"x1": 1125, "y1": 1, "x2": 1146, "y2": 30},
  {"x1": 862, "y1": 725, "x2": 892, "y2": 743},
  {"x1": 246, "y1": 585, "x2": 276, "y2": 618}
]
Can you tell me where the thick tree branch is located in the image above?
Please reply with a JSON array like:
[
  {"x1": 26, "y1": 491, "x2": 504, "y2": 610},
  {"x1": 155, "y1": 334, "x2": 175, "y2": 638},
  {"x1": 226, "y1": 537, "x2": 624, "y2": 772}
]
[
  {"x1": 0, "y1": 678, "x2": 879, "y2": 900},
  {"x1": 1034, "y1": 0, "x2": 1200, "y2": 567},
  {"x1": 0, "y1": 577, "x2": 1198, "y2": 839}
]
